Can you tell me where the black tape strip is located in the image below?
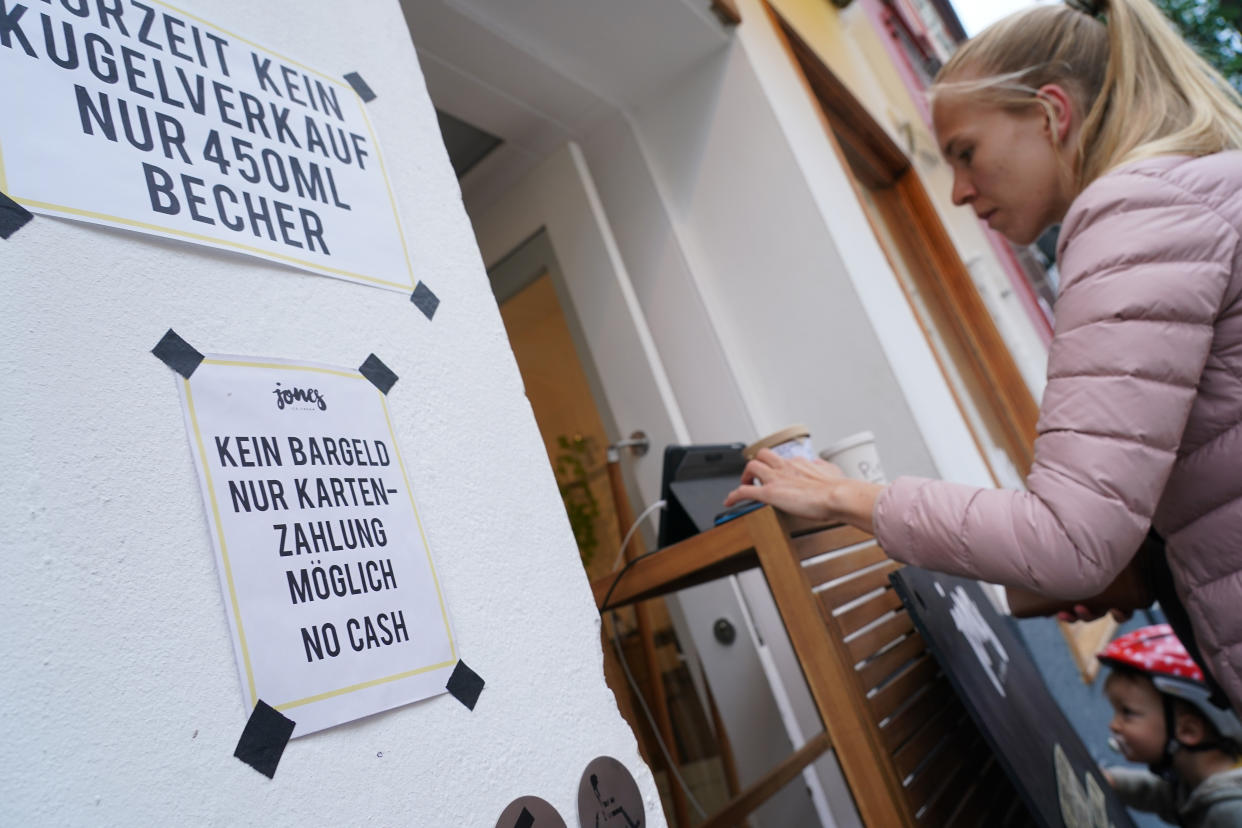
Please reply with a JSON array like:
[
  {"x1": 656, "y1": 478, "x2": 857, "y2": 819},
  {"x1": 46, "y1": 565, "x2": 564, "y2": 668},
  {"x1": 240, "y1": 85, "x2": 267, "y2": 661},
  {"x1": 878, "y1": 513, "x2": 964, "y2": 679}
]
[
  {"x1": 151, "y1": 328, "x2": 204, "y2": 379},
  {"x1": 343, "y1": 71, "x2": 376, "y2": 102},
  {"x1": 410, "y1": 281, "x2": 440, "y2": 321},
  {"x1": 446, "y1": 659, "x2": 485, "y2": 711},
  {"x1": 515, "y1": 808, "x2": 535, "y2": 828},
  {"x1": 233, "y1": 700, "x2": 295, "y2": 779},
  {"x1": 0, "y1": 191, "x2": 33, "y2": 240},
  {"x1": 359, "y1": 353, "x2": 398, "y2": 394}
]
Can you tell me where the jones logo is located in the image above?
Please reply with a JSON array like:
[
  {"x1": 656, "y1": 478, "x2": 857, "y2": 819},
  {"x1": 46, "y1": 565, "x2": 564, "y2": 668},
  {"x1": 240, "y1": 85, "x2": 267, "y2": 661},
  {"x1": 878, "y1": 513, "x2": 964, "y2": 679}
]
[{"x1": 273, "y1": 383, "x2": 328, "y2": 411}]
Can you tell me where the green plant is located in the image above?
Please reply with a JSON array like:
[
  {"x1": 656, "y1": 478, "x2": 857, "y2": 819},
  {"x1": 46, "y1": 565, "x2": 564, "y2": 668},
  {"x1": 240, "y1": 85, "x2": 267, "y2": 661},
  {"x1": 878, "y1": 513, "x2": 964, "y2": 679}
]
[
  {"x1": 554, "y1": 434, "x2": 602, "y2": 568},
  {"x1": 1155, "y1": 0, "x2": 1242, "y2": 92}
]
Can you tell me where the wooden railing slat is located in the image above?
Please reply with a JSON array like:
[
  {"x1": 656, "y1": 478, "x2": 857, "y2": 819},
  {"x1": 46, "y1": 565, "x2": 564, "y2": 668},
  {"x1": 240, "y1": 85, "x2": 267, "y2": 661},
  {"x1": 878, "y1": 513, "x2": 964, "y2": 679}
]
[
  {"x1": 847, "y1": 611, "x2": 914, "y2": 663},
  {"x1": 783, "y1": 517, "x2": 871, "y2": 544},
  {"x1": 802, "y1": 543, "x2": 887, "y2": 586},
  {"x1": 820, "y1": 560, "x2": 902, "y2": 609},
  {"x1": 893, "y1": 703, "x2": 957, "y2": 778},
  {"x1": 869, "y1": 654, "x2": 940, "y2": 722},
  {"x1": 832, "y1": 588, "x2": 903, "y2": 637},
  {"x1": 922, "y1": 737, "x2": 986, "y2": 826},
  {"x1": 900, "y1": 711, "x2": 971, "y2": 813},
  {"x1": 880, "y1": 678, "x2": 957, "y2": 752},
  {"x1": 911, "y1": 730, "x2": 982, "y2": 823},
  {"x1": 857, "y1": 632, "x2": 927, "y2": 691},
  {"x1": 943, "y1": 756, "x2": 1002, "y2": 828}
]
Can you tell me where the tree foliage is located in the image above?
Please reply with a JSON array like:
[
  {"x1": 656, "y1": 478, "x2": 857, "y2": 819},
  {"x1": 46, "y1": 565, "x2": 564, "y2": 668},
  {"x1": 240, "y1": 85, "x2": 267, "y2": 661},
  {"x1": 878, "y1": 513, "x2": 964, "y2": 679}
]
[{"x1": 1153, "y1": 0, "x2": 1242, "y2": 92}]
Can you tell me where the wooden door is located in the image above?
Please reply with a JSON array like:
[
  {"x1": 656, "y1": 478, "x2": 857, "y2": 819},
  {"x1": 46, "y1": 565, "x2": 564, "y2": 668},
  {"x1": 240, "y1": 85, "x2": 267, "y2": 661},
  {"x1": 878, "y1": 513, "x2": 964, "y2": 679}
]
[{"x1": 499, "y1": 270, "x2": 623, "y2": 581}]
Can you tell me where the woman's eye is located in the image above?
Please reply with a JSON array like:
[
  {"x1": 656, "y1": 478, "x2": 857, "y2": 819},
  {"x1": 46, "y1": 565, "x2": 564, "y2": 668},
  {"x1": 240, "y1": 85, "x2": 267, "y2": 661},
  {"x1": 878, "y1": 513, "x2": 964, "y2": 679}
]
[{"x1": 959, "y1": 148, "x2": 973, "y2": 165}]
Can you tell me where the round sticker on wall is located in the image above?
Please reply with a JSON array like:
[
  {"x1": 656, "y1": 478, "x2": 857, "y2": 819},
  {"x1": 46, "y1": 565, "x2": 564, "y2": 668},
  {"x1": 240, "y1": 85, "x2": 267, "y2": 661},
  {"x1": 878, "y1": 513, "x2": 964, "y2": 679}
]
[
  {"x1": 495, "y1": 795, "x2": 566, "y2": 828},
  {"x1": 577, "y1": 756, "x2": 645, "y2": 828}
]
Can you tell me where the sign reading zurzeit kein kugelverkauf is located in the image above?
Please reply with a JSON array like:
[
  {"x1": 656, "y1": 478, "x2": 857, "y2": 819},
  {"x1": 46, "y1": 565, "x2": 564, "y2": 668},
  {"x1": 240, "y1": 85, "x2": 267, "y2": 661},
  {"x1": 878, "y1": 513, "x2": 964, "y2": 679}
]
[
  {"x1": 179, "y1": 355, "x2": 455, "y2": 735},
  {"x1": 0, "y1": 1, "x2": 414, "y2": 291}
]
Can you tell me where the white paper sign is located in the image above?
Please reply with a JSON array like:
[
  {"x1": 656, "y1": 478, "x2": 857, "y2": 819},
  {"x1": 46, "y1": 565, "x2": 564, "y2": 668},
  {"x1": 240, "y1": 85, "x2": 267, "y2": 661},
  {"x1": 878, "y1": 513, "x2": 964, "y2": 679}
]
[
  {"x1": 0, "y1": 1, "x2": 414, "y2": 291},
  {"x1": 178, "y1": 355, "x2": 455, "y2": 736}
]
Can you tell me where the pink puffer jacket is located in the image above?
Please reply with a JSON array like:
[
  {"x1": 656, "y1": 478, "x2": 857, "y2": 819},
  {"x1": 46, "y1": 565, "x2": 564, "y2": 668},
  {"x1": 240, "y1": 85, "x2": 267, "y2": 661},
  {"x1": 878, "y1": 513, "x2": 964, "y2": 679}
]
[{"x1": 874, "y1": 151, "x2": 1242, "y2": 712}]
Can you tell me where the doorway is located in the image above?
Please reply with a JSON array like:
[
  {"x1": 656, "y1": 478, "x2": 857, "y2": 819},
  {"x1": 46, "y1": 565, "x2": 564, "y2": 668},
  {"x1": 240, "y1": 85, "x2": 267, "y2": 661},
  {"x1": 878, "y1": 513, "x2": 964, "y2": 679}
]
[
  {"x1": 490, "y1": 234, "x2": 622, "y2": 585},
  {"x1": 489, "y1": 228, "x2": 737, "y2": 826}
]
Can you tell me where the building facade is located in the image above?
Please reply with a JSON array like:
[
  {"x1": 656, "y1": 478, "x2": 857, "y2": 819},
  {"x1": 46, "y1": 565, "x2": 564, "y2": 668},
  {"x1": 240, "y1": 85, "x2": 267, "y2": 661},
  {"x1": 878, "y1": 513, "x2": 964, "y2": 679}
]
[{"x1": 406, "y1": 0, "x2": 1059, "y2": 824}]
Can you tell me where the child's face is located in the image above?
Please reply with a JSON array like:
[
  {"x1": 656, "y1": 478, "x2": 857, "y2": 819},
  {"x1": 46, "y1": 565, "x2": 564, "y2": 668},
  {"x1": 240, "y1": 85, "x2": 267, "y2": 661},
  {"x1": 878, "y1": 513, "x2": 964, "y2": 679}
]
[{"x1": 1105, "y1": 674, "x2": 1167, "y2": 764}]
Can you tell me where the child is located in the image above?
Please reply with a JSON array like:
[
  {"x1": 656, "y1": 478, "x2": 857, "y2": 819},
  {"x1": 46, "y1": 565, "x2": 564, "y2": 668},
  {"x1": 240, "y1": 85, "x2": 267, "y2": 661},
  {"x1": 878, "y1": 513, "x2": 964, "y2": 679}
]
[
  {"x1": 725, "y1": 0, "x2": 1242, "y2": 717},
  {"x1": 1099, "y1": 625, "x2": 1242, "y2": 827}
]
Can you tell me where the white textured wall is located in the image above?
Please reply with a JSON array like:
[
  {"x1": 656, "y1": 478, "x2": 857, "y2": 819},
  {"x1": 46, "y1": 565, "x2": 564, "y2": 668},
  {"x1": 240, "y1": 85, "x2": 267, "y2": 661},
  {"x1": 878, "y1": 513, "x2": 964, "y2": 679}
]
[
  {"x1": 624, "y1": 41, "x2": 942, "y2": 482},
  {"x1": 623, "y1": 14, "x2": 993, "y2": 489},
  {"x1": 0, "y1": 1, "x2": 657, "y2": 825}
]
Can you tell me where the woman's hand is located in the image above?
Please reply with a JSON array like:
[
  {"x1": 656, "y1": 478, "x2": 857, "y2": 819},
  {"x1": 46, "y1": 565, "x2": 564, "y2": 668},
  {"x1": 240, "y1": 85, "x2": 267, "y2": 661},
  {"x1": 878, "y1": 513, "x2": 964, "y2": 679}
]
[{"x1": 723, "y1": 448, "x2": 885, "y2": 533}]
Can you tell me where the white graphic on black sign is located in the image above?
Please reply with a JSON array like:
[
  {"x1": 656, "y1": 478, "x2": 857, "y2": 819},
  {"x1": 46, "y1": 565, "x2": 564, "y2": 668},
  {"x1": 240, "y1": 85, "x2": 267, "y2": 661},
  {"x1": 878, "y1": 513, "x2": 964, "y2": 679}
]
[{"x1": 947, "y1": 584, "x2": 1010, "y2": 696}]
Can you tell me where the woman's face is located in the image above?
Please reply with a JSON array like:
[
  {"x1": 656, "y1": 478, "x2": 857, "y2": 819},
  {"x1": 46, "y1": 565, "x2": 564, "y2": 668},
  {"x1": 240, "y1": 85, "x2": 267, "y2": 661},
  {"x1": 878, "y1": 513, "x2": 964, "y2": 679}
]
[{"x1": 932, "y1": 91, "x2": 1076, "y2": 245}]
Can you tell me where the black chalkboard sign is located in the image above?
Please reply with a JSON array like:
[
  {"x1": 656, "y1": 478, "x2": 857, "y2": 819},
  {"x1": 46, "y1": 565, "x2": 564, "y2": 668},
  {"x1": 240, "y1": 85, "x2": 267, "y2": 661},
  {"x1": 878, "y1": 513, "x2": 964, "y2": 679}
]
[{"x1": 890, "y1": 568, "x2": 1135, "y2": 828}]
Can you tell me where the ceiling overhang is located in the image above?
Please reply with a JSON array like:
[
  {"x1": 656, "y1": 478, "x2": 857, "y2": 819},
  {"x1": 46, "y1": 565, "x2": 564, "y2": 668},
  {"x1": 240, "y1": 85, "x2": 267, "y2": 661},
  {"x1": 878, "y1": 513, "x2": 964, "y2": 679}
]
[{"x1": 401, "y1": 0, "x2": 731, "y2": 210}]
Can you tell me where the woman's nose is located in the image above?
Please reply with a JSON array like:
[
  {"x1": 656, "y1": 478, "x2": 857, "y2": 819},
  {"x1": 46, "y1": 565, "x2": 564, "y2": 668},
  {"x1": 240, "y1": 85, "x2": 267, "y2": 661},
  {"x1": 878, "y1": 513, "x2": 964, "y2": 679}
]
[{"x1": 951, "y1": 173, "x2": 976, "y2": 206}]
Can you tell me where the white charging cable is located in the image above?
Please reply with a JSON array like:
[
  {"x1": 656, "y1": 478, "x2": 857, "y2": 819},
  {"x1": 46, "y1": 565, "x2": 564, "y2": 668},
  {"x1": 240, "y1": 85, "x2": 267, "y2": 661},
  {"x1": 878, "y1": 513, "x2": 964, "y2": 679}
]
[{"x1": 611, "y1": 499, "x2": 666, "y2": 573}]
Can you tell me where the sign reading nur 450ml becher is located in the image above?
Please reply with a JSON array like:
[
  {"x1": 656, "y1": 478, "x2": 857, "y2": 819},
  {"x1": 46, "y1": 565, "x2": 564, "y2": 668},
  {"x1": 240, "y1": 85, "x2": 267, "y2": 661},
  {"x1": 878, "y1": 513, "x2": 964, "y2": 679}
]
[
  {"x1": 0, "y1": 0, "x2": 414, "y2": 291},
  {"x1": 179, "y1": 355, "x2": 455, "y2": 736}
]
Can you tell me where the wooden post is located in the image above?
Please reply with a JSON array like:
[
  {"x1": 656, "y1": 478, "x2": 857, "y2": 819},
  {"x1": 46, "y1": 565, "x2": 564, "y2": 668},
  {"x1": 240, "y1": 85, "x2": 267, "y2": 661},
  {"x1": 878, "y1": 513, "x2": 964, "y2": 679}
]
[
  {"x1": 748, "y1": 509, "x2": 916, "y2": 827},
  {"x1": 704, "y1": 680, "x2": 741, "y2": 802}
]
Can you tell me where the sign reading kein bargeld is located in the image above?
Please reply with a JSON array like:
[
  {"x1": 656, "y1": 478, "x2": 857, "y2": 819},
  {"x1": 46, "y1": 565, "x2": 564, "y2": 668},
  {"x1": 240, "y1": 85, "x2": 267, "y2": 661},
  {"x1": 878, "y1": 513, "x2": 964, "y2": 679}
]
[
  {"x1": 0, "y1": 0, "x2": 415, "y2": 290},
  {"x1": 179, "y1": 354, "x2": 455, "y2": 736}
]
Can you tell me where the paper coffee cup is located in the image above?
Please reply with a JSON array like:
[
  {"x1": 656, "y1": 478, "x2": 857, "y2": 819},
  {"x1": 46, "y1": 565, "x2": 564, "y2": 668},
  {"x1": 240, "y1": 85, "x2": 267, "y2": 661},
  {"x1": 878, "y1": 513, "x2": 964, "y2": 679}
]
[
  {"x1": 819, "y1": 430, "x2": 886, "y2": 484},
  {"x1": 744, "y1": 425, "x2": 815, "y2": 461}
]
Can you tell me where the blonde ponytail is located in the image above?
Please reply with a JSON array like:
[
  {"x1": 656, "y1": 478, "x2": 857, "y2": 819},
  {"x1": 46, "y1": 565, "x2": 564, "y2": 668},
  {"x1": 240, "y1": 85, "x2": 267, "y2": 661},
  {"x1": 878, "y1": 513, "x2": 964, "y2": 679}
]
[{"x1": 932, "y1": 0, "x2": 1242, "y2": 190}]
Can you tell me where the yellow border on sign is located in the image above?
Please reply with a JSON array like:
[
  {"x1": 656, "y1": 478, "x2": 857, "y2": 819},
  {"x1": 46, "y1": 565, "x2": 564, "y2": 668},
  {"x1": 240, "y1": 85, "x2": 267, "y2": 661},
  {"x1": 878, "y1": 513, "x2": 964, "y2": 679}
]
[
  {"x1": 0, "y1": 0, "x2": 416, "y2": 292},
  {"x1": 17, "y1": 199, "x2": 412, "y2": 289},
  {"x1": 184, "y1": 358, "x2": 456, "y2": 712}
]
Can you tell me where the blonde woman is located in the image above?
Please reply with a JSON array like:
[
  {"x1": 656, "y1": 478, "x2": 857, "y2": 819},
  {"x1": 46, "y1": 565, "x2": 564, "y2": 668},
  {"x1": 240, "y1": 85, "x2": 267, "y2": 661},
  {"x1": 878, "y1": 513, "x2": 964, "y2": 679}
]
[{"x1": 726, "y1": 0, "x2": 1242, "y2": 713}]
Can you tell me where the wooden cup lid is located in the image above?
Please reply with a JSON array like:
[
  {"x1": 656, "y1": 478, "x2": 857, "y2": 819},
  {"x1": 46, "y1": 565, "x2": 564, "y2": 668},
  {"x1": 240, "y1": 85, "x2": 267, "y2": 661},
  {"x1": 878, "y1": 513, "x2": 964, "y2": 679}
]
[{"x1": 744, "y1": 424, "x2": 811, "y2": 459}]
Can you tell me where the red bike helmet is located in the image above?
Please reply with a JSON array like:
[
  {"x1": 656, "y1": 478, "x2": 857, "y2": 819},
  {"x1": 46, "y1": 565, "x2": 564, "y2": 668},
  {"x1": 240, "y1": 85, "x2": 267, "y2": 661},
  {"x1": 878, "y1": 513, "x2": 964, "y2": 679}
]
[{"x1": 1098, "y1": 625, "x2": 1242, "y2": 746}]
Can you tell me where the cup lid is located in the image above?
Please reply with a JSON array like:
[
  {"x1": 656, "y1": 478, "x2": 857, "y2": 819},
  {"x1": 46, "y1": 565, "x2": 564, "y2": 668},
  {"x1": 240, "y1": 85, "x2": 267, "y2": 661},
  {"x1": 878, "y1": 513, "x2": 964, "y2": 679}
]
[
  {"x1": 818, "y1": 430, "x2": 876, "y2": 458},
  {"x1": 744, "y1": 424, "x2": 811, "y2": 459}
]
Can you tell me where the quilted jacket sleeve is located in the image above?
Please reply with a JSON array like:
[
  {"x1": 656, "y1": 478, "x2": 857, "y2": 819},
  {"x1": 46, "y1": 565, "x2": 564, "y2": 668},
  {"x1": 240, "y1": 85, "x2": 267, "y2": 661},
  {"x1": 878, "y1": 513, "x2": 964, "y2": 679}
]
[
  {"x1": 873, "y1": 167, "x2": 1237, "y2": 598},
  {"x1": 1104, "y1": 767, "x2": 1178, "y2": 822}
]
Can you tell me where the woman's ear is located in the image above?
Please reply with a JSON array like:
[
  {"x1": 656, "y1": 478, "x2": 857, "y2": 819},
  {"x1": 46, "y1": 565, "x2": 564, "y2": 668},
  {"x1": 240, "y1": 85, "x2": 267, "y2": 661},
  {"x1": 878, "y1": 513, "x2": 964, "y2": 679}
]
[{"x1": 1036, "y1": 83, "x2": 1076, "y2": 143}]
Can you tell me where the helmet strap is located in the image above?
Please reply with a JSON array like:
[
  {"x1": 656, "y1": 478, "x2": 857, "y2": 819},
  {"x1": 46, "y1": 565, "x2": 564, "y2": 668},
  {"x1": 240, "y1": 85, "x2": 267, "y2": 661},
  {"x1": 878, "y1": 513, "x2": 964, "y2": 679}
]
[
  {"x1": 1158, "y1": 694, "x2": 1237, "y2": 756},
  {"x1": 1148, "y1": 694, "x2": 1181, "y2": 784}
]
